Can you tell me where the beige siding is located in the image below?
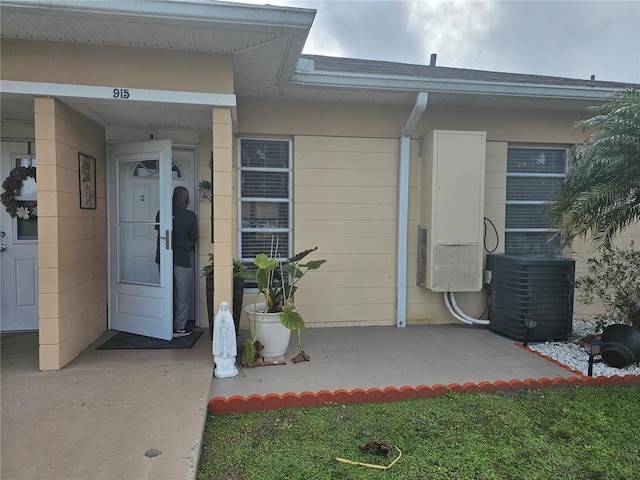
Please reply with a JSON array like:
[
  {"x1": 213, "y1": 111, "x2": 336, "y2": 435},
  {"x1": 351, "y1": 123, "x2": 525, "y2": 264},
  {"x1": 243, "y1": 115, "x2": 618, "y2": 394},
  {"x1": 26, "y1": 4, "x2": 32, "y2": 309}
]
[
  {"x1": 292, "y1": 135, "x2": 399, "y2": 326},
  {"x1": 237, "y1": 98, "x2": 408, "y2": 138},
  {"x1": 35, "y1": 98, "x2": 107, "y2": 370},
  {"x1": 1, "y1": 39, "x2": 234, "y2": 94},
  {"x1": 484, "y1": 141, "x2": 508, "y2": 254}
]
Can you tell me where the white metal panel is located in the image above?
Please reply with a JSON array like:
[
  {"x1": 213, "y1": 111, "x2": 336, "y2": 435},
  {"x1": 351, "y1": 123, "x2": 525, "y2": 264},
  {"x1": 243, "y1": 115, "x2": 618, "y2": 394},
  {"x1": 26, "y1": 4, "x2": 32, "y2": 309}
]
[{"x1": 422, "y1": 130, "x2": 486, "y2": 292}]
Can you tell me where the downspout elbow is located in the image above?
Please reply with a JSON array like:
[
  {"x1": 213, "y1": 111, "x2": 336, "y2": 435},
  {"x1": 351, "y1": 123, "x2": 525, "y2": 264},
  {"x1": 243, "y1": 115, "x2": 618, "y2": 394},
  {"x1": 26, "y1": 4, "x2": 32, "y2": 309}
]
[{"x1": 402, "y1": 92, "x2": 428, "y2": 136}]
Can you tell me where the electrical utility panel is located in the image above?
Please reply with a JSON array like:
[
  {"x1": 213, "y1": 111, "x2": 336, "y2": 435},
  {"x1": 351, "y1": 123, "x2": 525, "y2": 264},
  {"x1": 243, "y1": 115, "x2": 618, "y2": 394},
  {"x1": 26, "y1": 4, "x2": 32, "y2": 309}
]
[{"x1": 418, "y1": 130, "x2": 486, "y2": 292}]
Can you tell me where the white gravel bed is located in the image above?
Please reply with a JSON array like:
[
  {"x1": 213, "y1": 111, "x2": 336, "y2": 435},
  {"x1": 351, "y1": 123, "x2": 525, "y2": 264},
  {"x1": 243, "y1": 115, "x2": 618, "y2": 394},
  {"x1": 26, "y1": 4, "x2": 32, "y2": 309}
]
[{"x1": 527, "y1": 318, "x2": 640, "y2": 377}]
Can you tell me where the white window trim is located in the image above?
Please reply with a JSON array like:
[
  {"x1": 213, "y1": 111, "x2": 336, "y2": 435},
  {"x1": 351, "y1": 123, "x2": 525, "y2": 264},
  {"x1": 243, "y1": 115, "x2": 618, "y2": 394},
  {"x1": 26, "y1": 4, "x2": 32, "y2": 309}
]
[{"x1": 237, "y1": 137, "x2": 293, "y2": 265}]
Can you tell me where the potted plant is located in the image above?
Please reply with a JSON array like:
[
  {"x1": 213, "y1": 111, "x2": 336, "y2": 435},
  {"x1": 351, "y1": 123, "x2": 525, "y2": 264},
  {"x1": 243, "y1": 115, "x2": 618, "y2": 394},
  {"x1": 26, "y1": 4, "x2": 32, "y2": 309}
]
[
  {"x1": 201, "y1": 253, "x2": 215, "y2": 338},
  {"x1": 199, "y1": 180, "x2": 212, "y2": 201},
  {"x1": 202, "y1": 254, "x2": 251, "y2": 339},
  {"x1": 232, "y1": 259, "x2": 250, "y2": 333},
  {"x1": 244, "y1": 247, "x2": 326, "y2": 366}
]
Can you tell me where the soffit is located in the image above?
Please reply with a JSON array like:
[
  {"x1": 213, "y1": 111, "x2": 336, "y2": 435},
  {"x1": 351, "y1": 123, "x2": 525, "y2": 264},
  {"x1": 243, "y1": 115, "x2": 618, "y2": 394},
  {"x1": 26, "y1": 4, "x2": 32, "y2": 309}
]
[{"x1": 0, "y1": 94, "x2": 224, "y2": 130}]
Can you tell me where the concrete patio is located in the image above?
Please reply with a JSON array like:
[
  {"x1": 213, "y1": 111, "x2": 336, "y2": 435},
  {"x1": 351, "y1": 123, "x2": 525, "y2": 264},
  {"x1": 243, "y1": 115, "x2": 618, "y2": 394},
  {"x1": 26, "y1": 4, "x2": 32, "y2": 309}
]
[{"x1": 1, "y1": 323, "x2": 583, "y2": 480}]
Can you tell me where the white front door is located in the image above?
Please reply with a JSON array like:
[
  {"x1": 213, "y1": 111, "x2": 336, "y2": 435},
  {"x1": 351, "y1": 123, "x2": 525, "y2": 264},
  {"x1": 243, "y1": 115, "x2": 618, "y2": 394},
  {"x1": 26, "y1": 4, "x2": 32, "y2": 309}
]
[
  {"x1": 0, "y1": 142, "x2": 39, "y2": 332},
  {"x1": 109, "y1": 140, "x2": 173, "y2": 340}
]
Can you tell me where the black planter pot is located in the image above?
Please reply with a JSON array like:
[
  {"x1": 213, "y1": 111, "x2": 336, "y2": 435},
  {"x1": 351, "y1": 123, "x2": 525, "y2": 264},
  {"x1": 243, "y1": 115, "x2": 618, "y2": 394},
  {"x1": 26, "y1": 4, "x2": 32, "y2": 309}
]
[
  {"x1": 232, "y1": 276, "x2": 245, "y2": 333},
  {"x1": 207, "y1": 274, "x2": 244, "y2": 340},
  {"x1": 206, "y1": 272, "x2": 214, "y2": 340},
  {"x1": 600, "y1": 324, "x2": 640, "y2": 368}
]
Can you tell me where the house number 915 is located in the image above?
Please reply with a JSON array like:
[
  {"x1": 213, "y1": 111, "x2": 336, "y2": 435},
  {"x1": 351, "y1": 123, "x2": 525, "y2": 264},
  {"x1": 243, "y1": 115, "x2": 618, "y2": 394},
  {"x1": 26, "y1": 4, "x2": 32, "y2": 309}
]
[{"x1": 113, "y1": 89, "x2": 130, "y2": 99}]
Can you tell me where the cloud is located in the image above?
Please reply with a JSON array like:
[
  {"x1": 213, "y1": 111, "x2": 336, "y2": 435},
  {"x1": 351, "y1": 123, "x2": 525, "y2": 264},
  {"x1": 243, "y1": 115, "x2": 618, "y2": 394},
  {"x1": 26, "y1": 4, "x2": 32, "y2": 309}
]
[
  {"x1": 302, "y1": 1, "x2": 425, "y2": 62},
  {"x1": 406, "y1": 0, "x2": 497, "y2": 66},
  {"x1": 473, "y1": 1, "x2": 640, "y2": 82},
  {"x1": 222, "y1": 0, "x2": 640, "y2": 83}
]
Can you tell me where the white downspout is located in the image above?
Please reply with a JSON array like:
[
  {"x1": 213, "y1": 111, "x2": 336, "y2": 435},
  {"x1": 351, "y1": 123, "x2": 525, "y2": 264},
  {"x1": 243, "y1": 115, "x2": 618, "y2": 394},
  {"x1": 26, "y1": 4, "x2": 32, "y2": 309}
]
[{"x1": 396, "y1": 92, "x2": 428, "y2": 327}]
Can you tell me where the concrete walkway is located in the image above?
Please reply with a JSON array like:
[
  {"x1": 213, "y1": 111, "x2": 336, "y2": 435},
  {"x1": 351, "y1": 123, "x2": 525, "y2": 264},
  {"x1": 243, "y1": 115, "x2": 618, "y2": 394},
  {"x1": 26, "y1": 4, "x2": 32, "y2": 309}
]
[
  {"x1": 2, "y1": 323, "x2": 585, "y2": 480},
  {"x1": 1, "y1": 330, "x2": 214, "y2": 480}
]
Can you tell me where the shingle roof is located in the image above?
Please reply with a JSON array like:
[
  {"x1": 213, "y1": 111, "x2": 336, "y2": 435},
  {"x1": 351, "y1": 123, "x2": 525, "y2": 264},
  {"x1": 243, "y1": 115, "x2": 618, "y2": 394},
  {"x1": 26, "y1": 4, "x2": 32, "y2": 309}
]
[{"x1": 301, "y1": 54, "x2": 639, "y2": 90}]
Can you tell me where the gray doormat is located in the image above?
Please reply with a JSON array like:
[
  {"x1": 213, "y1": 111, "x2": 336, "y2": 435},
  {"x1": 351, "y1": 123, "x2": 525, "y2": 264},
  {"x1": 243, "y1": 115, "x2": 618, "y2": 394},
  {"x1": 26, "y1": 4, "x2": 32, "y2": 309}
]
[{"x1": 97, "y1": 330, "x2": 203, "y2": 350}]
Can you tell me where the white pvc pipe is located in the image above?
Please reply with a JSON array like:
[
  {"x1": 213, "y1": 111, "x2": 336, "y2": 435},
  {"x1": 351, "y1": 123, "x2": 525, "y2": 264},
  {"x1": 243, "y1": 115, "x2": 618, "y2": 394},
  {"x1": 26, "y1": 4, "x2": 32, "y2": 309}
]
[
  {"x1": 450, "y1": 292, "x2": 490, "y2": 325},
  {"x1": 444, "y1": 292, "x2": 474, "y2": 324},
  {"x1": 445, "y1": 292, "x2": 490, "y2": 325}
]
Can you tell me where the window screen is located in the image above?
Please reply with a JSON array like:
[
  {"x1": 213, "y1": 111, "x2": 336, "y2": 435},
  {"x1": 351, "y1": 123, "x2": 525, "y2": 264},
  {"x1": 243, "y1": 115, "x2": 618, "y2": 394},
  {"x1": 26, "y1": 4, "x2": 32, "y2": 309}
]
[
  {"x1": 505, "y1": 147, "x2": 567, "y2": 256},
  {"x1": 238, "y1": 139, "x2": 292, "y2": 269}
]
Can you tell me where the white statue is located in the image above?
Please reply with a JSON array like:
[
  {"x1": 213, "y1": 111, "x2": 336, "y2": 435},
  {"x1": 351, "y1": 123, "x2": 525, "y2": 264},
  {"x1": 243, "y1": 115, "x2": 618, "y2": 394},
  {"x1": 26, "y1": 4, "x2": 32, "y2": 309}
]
[{"x1": 212, "y1": 301, "x2": 239, "y2": 378}]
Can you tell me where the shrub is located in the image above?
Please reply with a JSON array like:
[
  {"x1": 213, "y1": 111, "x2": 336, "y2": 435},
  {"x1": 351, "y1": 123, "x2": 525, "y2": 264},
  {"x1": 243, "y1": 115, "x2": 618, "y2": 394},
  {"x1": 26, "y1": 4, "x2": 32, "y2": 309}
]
[{"x1": 575, "y1": 241, "x2": 640, "y2": 329}]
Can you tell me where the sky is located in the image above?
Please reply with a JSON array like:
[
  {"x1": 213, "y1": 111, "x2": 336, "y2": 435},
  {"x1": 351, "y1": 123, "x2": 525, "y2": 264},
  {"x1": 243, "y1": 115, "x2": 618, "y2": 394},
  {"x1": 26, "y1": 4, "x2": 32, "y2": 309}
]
[{"x1": 232, "y1": 0, "x2": 640, "y2": 84}]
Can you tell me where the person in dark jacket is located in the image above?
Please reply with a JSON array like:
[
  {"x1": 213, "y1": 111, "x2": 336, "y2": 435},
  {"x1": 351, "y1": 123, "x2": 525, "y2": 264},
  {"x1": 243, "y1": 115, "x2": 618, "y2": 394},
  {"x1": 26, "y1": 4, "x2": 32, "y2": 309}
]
[{"x1": 156, "y1": 186, "x2": 199, "y2": 337}]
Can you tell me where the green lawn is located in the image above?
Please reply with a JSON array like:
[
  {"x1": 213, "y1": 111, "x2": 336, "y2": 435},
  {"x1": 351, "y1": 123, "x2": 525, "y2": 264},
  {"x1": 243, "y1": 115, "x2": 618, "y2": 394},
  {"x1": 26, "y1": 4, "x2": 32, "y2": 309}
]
[{"x1": 197, "y1": 385, "x2": 640, "y2": 480}]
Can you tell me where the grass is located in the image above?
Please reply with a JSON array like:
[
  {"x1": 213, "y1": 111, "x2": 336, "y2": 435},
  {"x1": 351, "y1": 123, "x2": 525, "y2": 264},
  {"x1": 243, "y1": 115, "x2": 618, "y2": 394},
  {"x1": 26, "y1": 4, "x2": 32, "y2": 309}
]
[{"x1": 197, "y1": 385, "x2": 640, "y2": 480}]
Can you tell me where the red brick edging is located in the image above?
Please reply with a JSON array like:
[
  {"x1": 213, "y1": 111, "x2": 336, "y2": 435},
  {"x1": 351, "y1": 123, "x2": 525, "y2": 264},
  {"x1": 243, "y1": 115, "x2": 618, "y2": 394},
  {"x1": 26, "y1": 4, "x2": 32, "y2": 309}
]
[{"x1": 208, "y1": 374, "x2": 640, "y2": 414}]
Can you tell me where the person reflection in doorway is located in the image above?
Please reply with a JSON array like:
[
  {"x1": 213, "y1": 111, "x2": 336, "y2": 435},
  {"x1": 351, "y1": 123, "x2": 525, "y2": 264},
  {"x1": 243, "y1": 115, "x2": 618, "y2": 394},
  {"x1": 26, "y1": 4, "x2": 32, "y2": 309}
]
[{"x1": 155, "y1": 186, "x2": 199, "y2": 338}]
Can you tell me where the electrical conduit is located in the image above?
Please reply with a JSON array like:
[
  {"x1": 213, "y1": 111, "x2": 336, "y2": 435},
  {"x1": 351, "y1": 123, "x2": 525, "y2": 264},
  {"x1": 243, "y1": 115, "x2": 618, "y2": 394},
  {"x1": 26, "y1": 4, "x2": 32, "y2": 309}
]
[{"x1": 444, "y1": 291, "x2": 489, "y2": 325}]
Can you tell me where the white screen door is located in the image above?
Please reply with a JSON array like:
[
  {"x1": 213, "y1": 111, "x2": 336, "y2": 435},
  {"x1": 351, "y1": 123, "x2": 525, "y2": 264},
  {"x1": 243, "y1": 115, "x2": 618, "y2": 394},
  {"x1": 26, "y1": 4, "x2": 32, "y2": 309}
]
[{"x1": 109, "y1": 140, "x2": 173, "y2": 340}]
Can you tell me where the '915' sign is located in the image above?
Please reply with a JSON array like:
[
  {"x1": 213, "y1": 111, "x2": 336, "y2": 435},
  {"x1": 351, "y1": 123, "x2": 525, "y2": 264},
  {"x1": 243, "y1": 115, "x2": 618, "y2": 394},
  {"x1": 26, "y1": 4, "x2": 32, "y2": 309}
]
[{"x1": 113, "y1": 88, "x2": 130, "y2": 99}]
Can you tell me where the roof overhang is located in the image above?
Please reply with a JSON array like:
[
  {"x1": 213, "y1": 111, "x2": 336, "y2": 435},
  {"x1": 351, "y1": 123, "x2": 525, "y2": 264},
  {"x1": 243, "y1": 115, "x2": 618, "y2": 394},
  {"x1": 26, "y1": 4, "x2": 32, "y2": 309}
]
[
  {"x1": 1, "y1": 1, "x2": 634, "y2": 129},
  {"x1": 245, "y1": 56, "x2": 631, "y2": 111},
  {"x1": 0, "y1": 0, "x2": 316, "y2": 129}
]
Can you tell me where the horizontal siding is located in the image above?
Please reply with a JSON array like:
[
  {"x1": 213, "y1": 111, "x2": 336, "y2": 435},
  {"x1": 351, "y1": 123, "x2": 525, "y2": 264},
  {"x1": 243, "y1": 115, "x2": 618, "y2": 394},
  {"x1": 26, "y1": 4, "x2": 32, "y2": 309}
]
[
  {"x1": 295, "y1": 185, "x2": 397, "y2": 204},
  {"x1": 296, "y1": 203, "x2": 397, "y2": 221},
  {"x1": 296, "y1": 168, "x2": 396, "y2": 187},
  {"x1": 294, "y1": 150, "x2": 398, "y2": 170},
  {"x1": 293, "y1": 135, "x2": 399, "y2": 326}
]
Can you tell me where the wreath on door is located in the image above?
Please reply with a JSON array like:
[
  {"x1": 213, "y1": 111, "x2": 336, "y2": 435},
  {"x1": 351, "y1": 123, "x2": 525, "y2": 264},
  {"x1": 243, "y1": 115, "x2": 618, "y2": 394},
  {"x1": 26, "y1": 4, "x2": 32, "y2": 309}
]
[{"x1": 1, "y1": 166, "x2": 38, "y2": 219}]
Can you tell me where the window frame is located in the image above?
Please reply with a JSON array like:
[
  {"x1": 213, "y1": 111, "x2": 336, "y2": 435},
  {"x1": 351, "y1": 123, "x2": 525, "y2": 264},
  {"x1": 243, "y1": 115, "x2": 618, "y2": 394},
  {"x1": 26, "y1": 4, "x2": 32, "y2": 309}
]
[
  {"x1": 237, "y1": 137, "x2": 293, "y2": 268},
  {"x1": 505, "y1": 145, "x2": 569, "y2": 256}
]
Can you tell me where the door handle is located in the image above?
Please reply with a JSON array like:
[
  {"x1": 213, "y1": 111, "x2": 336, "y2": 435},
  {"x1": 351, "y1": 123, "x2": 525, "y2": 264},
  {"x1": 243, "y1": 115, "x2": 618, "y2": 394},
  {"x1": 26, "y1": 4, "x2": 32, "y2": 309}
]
[
  {"x1": 0, "y1": 244, "x2": 6, "y2": 252},
  {"x1": 159, "y1": 229, "x2": 171, "y2": 250}
]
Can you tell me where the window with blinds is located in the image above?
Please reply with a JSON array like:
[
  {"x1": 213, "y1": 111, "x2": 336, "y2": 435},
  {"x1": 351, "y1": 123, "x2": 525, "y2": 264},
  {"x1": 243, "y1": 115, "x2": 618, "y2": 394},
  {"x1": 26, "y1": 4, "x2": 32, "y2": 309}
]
[
  {"x1": 238, "y1": 138, "x2": 292, "y2": 266},
  {"x1": 505, "y1": 147, "x2": 567, "y2": 256}
]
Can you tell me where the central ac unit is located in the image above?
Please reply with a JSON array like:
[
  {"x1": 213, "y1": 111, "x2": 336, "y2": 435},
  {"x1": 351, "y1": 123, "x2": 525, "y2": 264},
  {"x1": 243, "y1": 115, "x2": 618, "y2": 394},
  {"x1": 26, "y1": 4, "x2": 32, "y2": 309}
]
[{"x1": 486, "y1": 253, "x2": 575, "y2": 342}]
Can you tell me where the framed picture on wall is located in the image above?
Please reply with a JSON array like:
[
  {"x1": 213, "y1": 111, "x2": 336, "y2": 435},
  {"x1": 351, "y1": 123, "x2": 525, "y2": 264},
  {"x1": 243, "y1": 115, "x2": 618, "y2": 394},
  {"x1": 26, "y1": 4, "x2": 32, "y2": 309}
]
[{"x1": 78, "y1": 153, "x2": 96, "y2": 209}]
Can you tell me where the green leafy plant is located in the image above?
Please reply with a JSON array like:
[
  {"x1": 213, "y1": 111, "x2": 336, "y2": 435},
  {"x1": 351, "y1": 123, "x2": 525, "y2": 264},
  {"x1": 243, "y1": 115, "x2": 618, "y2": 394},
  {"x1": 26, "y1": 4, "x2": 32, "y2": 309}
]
[
  {"x1": 244, "y1": 247, "x2": 326, "y2": 366},
  {"x1": 202, "y1": 255, "x2": 251, "y2": 278},
  {"x1": 199, "y1": 180, "x2": 212, "y2": 201},
  {"x1": 575, "y1": 241, "x2": 640, "y2": 329},
  {"x1": 233, "y1": 258, "x2": 252, "y2": 278},
  {"x1": 201, "y1": 252, "x2": 214, "y2": 277}
]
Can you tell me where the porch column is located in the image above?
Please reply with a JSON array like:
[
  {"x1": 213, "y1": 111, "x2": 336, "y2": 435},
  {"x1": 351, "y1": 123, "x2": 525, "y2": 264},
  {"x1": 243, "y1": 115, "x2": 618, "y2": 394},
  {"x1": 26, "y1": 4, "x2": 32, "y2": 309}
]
[
  {"x1": 211, "y1": 107, "x2": 233, "y2": 313},
  {"x1": 35, "y1": 97, "x2": 107, "y2": 370}
]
